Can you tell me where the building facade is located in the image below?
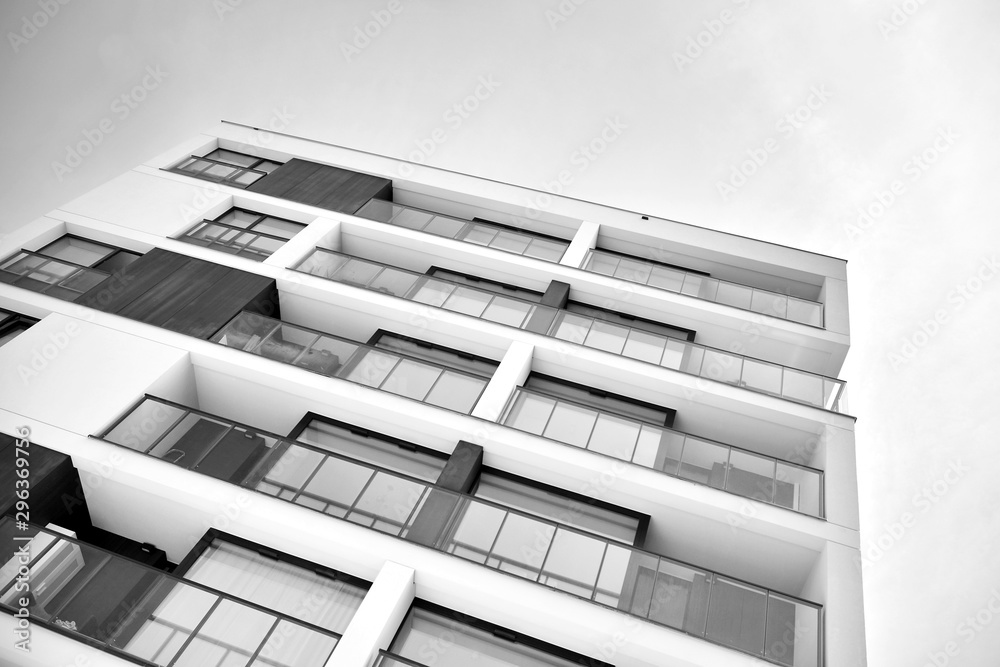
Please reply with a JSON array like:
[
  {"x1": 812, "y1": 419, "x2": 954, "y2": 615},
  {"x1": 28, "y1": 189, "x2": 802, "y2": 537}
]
[{"x1": 0, "y1": 122, "x2": 866, "y2": 667}]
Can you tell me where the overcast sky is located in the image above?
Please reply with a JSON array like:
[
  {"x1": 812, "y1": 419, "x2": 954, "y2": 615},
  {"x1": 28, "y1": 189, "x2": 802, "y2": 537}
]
[{"x1": 2, "y1": 1, "x2": 998, "y2": 664}]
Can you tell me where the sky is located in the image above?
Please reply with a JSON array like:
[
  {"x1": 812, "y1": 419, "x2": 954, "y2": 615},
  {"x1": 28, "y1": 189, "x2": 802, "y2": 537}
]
[{"x1": 1, "y1": 1, "x2": 998, "y2": 664}]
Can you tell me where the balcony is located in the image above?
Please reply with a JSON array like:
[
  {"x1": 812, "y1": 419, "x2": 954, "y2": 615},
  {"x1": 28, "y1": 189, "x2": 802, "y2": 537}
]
[
  {"x1": 95, "y1": 397, "x2": 823, "y2": 666},
  {"x1": 355, "y1": 199, "x2": 570, "y2": 263},
  {"x1": 583, "y1": 249, "x2": 825, "y2": 327},
  {"x1": 502, "y1": 387, "x2": 823, "y2": 518},
  {"x1": 0, "y1": 518, "x2": 342, "y2": 667},
  {"x1": 209, "y1": 312, "x2": 492, "y2": 415},
  {"x1": 292, "y1": 248, "x2": 847, "y2": 412}
]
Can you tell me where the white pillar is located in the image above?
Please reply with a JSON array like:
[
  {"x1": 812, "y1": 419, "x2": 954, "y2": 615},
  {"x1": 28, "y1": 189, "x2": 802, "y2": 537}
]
[
  {"x1": 326, "y1": 560, "x2": 415, "y2": 667},
  {"x1": 265, "y1": 216, "x2": 342, "y2": 270},
  {"x1": 559, "y1": 220, "x2": 600, "y2": 268},
  {"x1": 470, "y1": 340, "x2": 534, "y2": 422}
]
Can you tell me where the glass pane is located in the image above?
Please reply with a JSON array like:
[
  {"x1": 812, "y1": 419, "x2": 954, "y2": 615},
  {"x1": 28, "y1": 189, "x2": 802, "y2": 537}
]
[
  {"x1": 621, "y1": 329, "x2": 667, "y2": 364},
  {"x1": 502, "y1": 392, "x2": 555, "y2": 435},
  {"x1": 38, "y1": 237, "x2": 113, "y2": 267},
  {"x1": 715, "y1": 282, "x2": 753, "y2": 310},
  {"x1": 218, "y1": 209, "x2": 260, "y2": 228},
  {"x1": 212, "y1": 313, "x2": 278, "y2": 351},
  {"x1": 741, "y1": 358, "x2": 783, "y2": 395},
  {"x1": 424, "y1": 372, "x2": 486, "y2": 414},
  {"x1": 261, "y1": 444, "x2": 324, "y2": 491},
  {"x1": 247, "y1": 236, "x2": 284, "y2": 256},
  {"x1": 206, "y1": 149, "x2": 259, "y2": 167},
  {"x1": 297, "y1": 336, "x2": 356, "y2": 375},
  {"x1": 1, "y1": 253, "x2": 45, "y2": 274},
  {"x1": 370, "y1": 268, "x2": 419, "y2": 297},
  {"x1": 490, "y1": 231, "x2": 531, "y2": 254},
  {"x1": 587, "y1": 413, "x2": 641, "y2": 460},
  {"x1": 706, "y1": 578, "x2": 767, "y2": 654},
  {"x1": 334, "y1": 259, "x2": 382, "y2": 287},
  {"x1": 765, "y1": 595, "x2": 820, "y2": 667},
  {"x1": 523, "y1": 238, "x2": 567, "y2": 262},
  {"x1": 462, "y1": 225, "x2": 497, "y2": 245},
  {"x1": 441, "y1": 287, "x2": 492, "y2": 317},
  {"x1": 678, "y1": 438, "x2": 730, "y2": 488},
  {"x1": 649, "y1": 561, "x2": 710, "y2": 633},
  {"x1": 380, "y1": 359, "x2": 441, "y2": 400},
  {"x1": 172, "y1": 599, "x2": 275, "y2": 667},
  {"x1": 634, "y1": 426, "x2": 684, "y2": 474},
  {"x1": 392, "y1": 208, "x2": 433, "y2": 230},
  {"x1": 751, "y1": 291, "x2": 788, "y2": 319},
  {"x1": 304, "y1": 456, "x2": 374, "y2": 510},
  {"x1": 256, "y1": 160, "x2": 282, "y2": 173},
  {"x1": 423, "y1": 215, "x2": 466, "y2": 238},
  {"x1": 251, "y1": 620, "x2": 339, "y2": 667},
  {"x1": 594, "y1": 544, "x2": 633, "y2": 607},
  {"x1": 701, "y1": 349, "x2": 743, "y2": 385},
  {"x1": 252, "y1": 217, "x2": 303, "y2": 239},
  {"x1": 614, "y1": 258, "x2": 652, "y2": 283},
  {"x1": 481, "y1": 296, "x2": 533, "y2": 327},
  {"x1": 117, "y1": 582, "x2": 218, "y2": 663},
  {"x1": 203, "y1": 163, "x2": 237, "y2": 179},
  {"x1": 259, "y1": 325, "x2": 316, "y2": 364},
  {"x1": 490, "y1": 514, "x2": 553, "y2": 578},
  {"x1": 188, "y1": 223, "x2": 232, "y2": 243},
  {"x1": 356, "y1": 198, "x2": 396, "y2": 223},
  {"x1": 298, "y1": 421, "x2": 445, "y2": 483},
  {"x1": 145, "y1": 413, "x2": 230, "y2": 466},
  {"x1": 543, "y1": 402, "x2": 598, "y2": 448},
  {"x1": 665, "y1": 340, "x2": 701, "y2": 373},
  {"x1": 584, "y1": 320, "x2": 629, "y2": 354},
  {"x1": 775, "y1": 463, "x2": 822, "y2": 517},
  {"x1": 541, "y1": 529, "x2": 605, "y2": 596},
  {"x1": 60, "y1": 269, "x2": 108, "y2": 292},
  {"x1": 104, "y1": 400, "x2": 185, "y2": 453},
  {"x1": 445, "y1": 500, "x2": 506, "y2": 564},
  {"x1": 782, "y1": 369, "x2": 824, "y2": 407},
  {"x1": 409, "y1": 278, "x2": 455, "y2": 307},
  {"x1": 787, "y1": 299, "x2": 823, "y2": 326},
  {"x1": 351, "y1": 472, "x2": 426, "y2": 529},
  {"x1": 586, "y1": 251, "x2": 619, "y2": 276},
  {"x1": 648, "y1": 266, "x2": 685, "y2": 292},
  {"x1": 727, "y1": 451, "x2": 776, "y2": 502},
  {"x1": 549, "y1": 312, "x2": 592, "y2": 344},
  {"x1": 344, "y1": 350, "x2": 399, "y2": 388},
  {"x1": 296, "y1": 251, "x2": 350, "y2": 279}
]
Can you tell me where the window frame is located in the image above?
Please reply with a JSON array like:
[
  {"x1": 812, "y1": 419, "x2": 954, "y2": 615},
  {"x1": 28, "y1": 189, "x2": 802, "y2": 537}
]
[
  {"x1": 565, "y1": 299, "x2": 697, "y2": 342},
  {"x1": 588, "y1": 246, "x2": 710, "y2": 277},
  {"x1": 426, "y1": 266, "x2": 544, "y2": 302},
  {"x1": 524, "y1": 372, "x2": 677, "y2": 428},
  {"x1": 366, "y1": 329, "x2": 501, "y2": 379},
  {"x1": 167, "y1": 149, "x2": 284, "y2": 189},
  {"x1": 178, "y1": 206, "x2": 307, "y2": 260}
]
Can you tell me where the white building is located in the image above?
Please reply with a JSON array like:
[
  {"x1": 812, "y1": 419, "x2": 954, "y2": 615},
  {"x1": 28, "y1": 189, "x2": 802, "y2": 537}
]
[{"x1": 0, "y1": 122, "x2": 865, "y2": 667}]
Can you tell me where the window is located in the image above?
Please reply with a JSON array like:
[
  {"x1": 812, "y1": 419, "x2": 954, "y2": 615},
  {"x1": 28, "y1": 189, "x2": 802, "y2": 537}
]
[
  {"x1": 170, "y1": 149, "x2": 283, "y2": 188},
  {"x1": 473, "y1": 471, "x2": 645, "y2": 545},
  {"x1": 428, "y1": 267, "x2": 543, "y2": 302},
  {"x1": 369, "y1": 331, "x2": 500, "y2": 379},
  {"x1": 291, "y1": 415, "x2": 447, "y2": 483},
  {"x1": 0, "y1": 235, "x2": 139, "y2": 301},
  {"x1": 523, "y1": 374, "x2": 675, "y2": 426},
  {"x1": 179, "y1": 207, "x2": 306, "y2": 261},
  {"x1": 384, "y1": 603, "x2": 612, "y2": 667},
  {"x1": 0, "y1": 309, "x2": 37, "y2": 347},
  {"x1": 176, "y1": 533, "x2": 369, "y2": 635},
  {"x1": 565, "y1": 301, "x2": 695, "y2": 342},
  {"x1": 355, "y1": 200, "x2": 570, "y2": 262}
]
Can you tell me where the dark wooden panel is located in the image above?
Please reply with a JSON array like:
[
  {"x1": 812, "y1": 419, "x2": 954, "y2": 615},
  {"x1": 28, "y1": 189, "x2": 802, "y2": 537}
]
[
  {"x1": 247, "y1": 158, "x2": 392, "y2": 214},
  {"x1": 0, "y1": 436, "x2": 92, "y2": 535},
  {"x1": 115, "y1": 259, "x2": 231, "y2": 327},
  {"x1": 160, "y1": 268, "x2": 277, "y2": 339},
  {"x1": 75, "y1": 248, "x2": 194, "y2": 314}
]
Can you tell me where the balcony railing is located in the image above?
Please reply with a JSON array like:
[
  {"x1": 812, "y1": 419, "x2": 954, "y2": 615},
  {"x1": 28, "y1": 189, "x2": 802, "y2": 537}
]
[
  {"x1": 0, "y1": 518, "x2": 341, "y2": 667},
  {"x1": 209, "y1": 311, "x2": 490, "y2": 415},
  {"x1": 584, "y1": 249, "x2": 825, "y2": 327},
  {"x1": 0, "y1": 250, "x2": 111, "y2": 301},
  {"x1": 502, "y1": 388, "x2": 823, "y2": 518},
  {"x1": 95, "y1": 397, "x2": 823, "y2": 667},
  {"x1": 355, "y1": 199, "x2": 570, "y2": 263},
  {"x1": 292, "y1": 248, "x2": 847, "y2": 412}
]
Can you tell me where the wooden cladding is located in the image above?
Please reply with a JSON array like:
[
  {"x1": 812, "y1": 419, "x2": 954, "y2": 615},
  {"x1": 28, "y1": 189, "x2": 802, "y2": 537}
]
[
  {"x1": 76, "y1": 248, "x2": 278, "y2": 339},
  {"x1": 246, "y1": 158, "x2": 392, "y2": 214}
]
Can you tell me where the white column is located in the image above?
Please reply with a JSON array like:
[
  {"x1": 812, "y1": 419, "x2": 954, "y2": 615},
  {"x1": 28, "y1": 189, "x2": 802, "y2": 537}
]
[
  {"x1": 265, "y1": 216, "x2": 342, "y2": 270},
  {"x1": 470, "y1": 340, "x2": 534, "y2": 422},
  {"x1": 326, "y1": 560, "x2": 415, "y2": 667},
  {"x1": 559, "y1": 220, "x2": 600, "y2": 268}
]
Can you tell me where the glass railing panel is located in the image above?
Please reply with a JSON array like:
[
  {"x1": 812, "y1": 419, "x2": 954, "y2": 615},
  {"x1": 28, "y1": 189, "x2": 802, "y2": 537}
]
[
  {"x1": 585, "y1": 249, "x2": 824, "y2": 328},
  {"x1": 490, "y1": 513, "x2": 555, "y2": 579},
  {"x1": 727, "y1": 451, "x2": 777, "y2": 503},
  {"x1": 376, "y1": 652, "x2": 428, "y2": 667},
  {"x1": 706, "y1": 577, "x2": 768, "y2": 655},
  {"x1": 648, "y1": 561, "x2": 711, "y2": 634},
  {"x1": 253, "y1": 620, "x2": 340, "y2": 667},
  {"x1": 293, "y1": 248, "x2": 846, "y2": 412},
  {"x1": 633, "y1": 425, "x2": 684, "y2": 473},
  {"x1": 442, "y1": 497, "x2": 506, "y2": 564},
  {"x1": 678, "y1": 437, "x2": 729, "y2": 489},
  {"x1": 539, "y1": 528, "x2": 608, "y2": 597},
  {"x1": 775, "y1": 463, "x2": 822, "y2": 517},
  {"x1": 766, "y1": 594, "x2": 821, "y2": 667},
  {"x1": 587, "y1": 412, "x2": 642, "y2": 460}
]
